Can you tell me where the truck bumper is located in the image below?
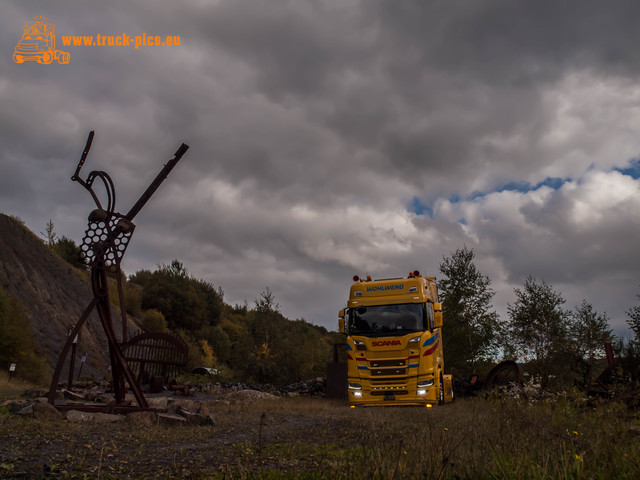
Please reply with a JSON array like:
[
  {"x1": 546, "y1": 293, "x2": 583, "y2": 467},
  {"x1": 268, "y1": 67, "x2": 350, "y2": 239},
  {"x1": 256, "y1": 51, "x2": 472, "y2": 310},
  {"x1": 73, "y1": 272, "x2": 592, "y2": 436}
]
[{"x1": 347, "y1": 376, "x2": 443, "y2": 406}]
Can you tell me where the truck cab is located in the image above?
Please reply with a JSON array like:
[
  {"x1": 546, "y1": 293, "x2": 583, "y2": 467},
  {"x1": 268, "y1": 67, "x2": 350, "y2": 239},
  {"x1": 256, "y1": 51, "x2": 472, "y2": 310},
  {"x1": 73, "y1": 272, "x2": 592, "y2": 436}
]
[
  {"x1": 339, "y1": 271, "x2": 453, "y2": 406},
  {"x1": 13, "y1": 18, "x2": 70, "y2": 65}
]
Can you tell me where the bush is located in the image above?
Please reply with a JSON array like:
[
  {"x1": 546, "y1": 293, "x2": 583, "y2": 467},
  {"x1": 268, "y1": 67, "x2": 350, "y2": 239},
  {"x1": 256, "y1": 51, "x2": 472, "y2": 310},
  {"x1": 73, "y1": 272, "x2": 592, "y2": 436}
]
[{"x1": 0, "y1": 287, "x2": 50, "y2": 385}]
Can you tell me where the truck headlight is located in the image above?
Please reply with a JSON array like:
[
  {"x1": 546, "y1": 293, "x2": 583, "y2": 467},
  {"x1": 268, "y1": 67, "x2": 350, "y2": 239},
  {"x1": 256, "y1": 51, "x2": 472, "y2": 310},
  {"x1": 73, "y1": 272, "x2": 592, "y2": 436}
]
[
  {"x1": 417, "y1": 379, "x2": 434, "y2": 388},
  {"x1": 417, "y1": 389, "x2": 427, "y2": 395},
  {"x1": 408, "y1": 336, "x2": 421, "y2": 343},
  {"x1": 348, "y1": 382, "x2": 362, "y2": 390},
  {"x1": 352, "y1": 391, "x2": 363, "y2": 397}
]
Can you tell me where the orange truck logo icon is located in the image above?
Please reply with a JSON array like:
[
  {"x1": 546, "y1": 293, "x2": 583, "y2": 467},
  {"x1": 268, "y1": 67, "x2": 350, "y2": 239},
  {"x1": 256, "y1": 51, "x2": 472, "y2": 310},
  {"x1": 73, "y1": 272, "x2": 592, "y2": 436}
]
[{"x1": 13, "y1": 16, "x2": 70, "y2": 64}]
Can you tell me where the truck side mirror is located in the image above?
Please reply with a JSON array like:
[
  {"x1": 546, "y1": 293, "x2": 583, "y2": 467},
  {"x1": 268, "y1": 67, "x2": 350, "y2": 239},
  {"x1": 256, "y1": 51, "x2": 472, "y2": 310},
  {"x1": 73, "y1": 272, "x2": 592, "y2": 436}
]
[
  {"x1": 433, "y1": 302, "x2": 443, "y2": 328},
  {"x1": 338, "y1": 309, "x2": 346, "y2": 334}
]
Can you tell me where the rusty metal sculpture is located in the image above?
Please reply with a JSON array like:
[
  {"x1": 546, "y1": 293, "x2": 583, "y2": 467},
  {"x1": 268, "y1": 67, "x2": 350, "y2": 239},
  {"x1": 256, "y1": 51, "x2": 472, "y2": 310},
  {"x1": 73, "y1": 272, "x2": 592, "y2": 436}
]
[
  {"x1": 122, "y1": 330, "x2": 189, "y2": 391},
  {"x1": 47, "y1": 131, "x2": 189, "y2": 412}
]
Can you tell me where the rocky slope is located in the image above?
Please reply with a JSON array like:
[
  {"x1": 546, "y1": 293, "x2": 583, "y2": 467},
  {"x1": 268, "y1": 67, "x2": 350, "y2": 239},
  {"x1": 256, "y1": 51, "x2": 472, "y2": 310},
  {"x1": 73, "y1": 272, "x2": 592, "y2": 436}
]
[{"x1": 0, "y1": 213, "x2": 116, "y2": 380}]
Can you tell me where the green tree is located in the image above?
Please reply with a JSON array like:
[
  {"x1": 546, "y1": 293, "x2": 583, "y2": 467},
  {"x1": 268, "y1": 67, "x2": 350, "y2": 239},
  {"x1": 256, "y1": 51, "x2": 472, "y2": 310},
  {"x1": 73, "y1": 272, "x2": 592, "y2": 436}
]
[
  {"x1": 627, "y1": 289, "x2": 640, "y2": 344},
  {"x1": 246, "y1": 288, "x2": 282, "y2": 383},
  {"x1": 41, "y1": 219, "x2": 57, "y2": 247},
  {"x1": 202, "y1": 325, "x2": 231, "y2": 364},
  {"x1": 252, "y1": 287, "x2": 279, "y2": 354},
  {"x1": 130, "y1": 260, "x2": 223, "y2": 331},
  {"x1": 53, "y1": 236, "x2": 86, "y2": 270},
  {"x1": 141, "y1": 308, "x2": 167, "y2": 332},
  {"x1": 0, "y1": 287, "x2": 50, "y2": 384},
  {"x1": 612, "y1": 337, "x2": 640, "y2": 383},
  {"x1": 506, "y1": 276, "x2": 570, "y2": 386},
  {"x1": 570, "y1": 300, "x2": 614, "y2": 361},
  {"x1": 438, "y1": 246, "x2": 501, "y2": 377}
]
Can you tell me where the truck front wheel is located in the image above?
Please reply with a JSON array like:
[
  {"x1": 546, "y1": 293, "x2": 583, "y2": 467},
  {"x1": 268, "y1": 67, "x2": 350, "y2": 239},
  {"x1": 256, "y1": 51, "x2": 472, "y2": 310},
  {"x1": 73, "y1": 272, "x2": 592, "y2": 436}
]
[{"x1": 438, "y1": 374, "x2": 444, "y2": 405}]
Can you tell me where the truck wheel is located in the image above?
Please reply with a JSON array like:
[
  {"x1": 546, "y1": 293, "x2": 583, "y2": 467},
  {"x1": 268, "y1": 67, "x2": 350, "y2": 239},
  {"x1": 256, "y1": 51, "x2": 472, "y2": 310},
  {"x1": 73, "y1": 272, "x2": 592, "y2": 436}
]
[
  {"x1": 38, "y1": 52, "x2": 53, "y2": 64},
  {"x1": 438, "y1": 374, "x2": 444, "y2": 405}
]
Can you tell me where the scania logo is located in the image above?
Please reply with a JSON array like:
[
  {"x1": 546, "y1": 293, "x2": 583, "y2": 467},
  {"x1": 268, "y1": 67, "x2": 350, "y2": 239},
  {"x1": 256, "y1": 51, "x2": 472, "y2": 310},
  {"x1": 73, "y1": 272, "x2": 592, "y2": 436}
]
[{"x1": 371, "y1": 340, "x2": 401, "y2": 347}]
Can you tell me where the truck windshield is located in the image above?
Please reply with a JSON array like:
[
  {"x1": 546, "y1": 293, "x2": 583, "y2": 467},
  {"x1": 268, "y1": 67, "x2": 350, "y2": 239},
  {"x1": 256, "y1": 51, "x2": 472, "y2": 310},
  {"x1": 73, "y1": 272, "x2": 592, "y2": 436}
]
[{"x1": 350, "y1": 303, "x2": 425, "y2": 336}]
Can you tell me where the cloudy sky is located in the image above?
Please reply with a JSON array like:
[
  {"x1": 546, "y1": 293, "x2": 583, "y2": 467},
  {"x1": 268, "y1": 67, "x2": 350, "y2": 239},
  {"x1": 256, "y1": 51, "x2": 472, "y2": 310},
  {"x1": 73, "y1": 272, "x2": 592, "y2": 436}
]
[{"x1": 2, "y1": 0, "x2": 640, "y2": 337}]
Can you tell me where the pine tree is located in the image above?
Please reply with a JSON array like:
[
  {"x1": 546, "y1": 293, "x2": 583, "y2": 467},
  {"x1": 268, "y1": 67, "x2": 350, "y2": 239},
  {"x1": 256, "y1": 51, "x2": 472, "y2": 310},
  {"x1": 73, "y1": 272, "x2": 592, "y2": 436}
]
[{"x1": 41, "y1": 219, "x2": 57, "y2": 247}]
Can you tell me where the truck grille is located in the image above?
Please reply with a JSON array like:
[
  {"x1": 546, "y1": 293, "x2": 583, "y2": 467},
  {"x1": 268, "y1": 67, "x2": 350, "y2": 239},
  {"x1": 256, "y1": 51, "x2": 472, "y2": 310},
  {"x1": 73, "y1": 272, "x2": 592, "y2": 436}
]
[
  {"x1": 370, "y1": 359, "x2": 405, "y2": 368},
  {"x1": 370, "y1": 368, "x2": 406, "y2": 376}
]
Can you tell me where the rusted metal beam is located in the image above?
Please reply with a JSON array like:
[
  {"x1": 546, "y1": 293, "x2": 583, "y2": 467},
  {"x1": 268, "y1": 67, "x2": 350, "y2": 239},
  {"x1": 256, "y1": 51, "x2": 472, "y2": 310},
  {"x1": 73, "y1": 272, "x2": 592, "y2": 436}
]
[{"x1": 125, "y1": 143, "x2": 189, "y2": 222}]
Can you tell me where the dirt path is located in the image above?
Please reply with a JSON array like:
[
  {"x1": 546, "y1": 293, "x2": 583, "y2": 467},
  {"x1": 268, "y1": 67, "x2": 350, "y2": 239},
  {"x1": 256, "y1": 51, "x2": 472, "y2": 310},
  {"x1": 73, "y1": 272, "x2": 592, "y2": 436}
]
[{"x1": 0, "y1": 397, "x2": 360, "y2": 478}]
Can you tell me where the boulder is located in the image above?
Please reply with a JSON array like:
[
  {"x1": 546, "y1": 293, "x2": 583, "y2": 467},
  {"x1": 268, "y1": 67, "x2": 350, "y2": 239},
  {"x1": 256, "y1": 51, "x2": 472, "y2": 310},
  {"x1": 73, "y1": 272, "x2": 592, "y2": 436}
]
[
  {"x1": 126, "y1": 411, "x2": 157, "y2": 427},
  {"x1": 16, "y1": 404, "x2": 34, "y2": 416},
  {"x1": 66, "y1": 410, "x2": 123, "y2": 423},
  {"x1": 146, "y1": 396, "x2": 169, "y2": 410},
  {"x1": 33, "y1": 402, "x2": 64, "y2": 420},
  {"x1": 157, "y1": 413, "x2": 187, "y2": 425}
]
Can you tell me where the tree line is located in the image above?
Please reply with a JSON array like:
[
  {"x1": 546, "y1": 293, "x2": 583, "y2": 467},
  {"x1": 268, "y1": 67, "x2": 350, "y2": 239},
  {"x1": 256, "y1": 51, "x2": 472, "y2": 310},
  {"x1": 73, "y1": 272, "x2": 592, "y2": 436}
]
[
  {"x1": 123, "y1": 260, "x2": 343, "y2": 386},
  {"x1": 19, "y1": 220, "x2": 640, "y2": 389},
  {"x1": 439, "y1": 246, "x2": 640, "y2": 388}
]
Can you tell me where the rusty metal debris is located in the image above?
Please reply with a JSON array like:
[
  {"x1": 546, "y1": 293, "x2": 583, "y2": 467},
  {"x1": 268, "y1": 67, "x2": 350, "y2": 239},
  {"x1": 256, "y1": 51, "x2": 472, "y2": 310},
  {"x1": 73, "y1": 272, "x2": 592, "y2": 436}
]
[
  {"x1": 584, "y1": 342, "x2": 640, "y2": 405},
  {"x1": 47, "y1": 131, "x2": 189, "y2": 413},
  {"x1": 325, "y1": 343, "x2": 348, "y2": 399},
  {"x1": 484, "y1": 360, "x2": 523, "y2": 390}
]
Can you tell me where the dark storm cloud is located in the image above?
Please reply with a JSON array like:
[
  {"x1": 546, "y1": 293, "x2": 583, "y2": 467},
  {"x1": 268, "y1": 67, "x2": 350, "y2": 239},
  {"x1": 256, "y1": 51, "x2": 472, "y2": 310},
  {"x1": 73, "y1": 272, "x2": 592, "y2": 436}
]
[{"x1": 3, "y1": 0, "x2": 640, "y2": 333}]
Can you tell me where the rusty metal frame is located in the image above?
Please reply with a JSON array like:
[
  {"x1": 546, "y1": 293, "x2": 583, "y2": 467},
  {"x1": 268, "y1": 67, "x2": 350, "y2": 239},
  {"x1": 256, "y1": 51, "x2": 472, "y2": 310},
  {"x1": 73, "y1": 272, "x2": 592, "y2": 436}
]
[
  {"x1": 47, "y1": 131, "x2": 188, "y2": 411},
  {"x1": 122, "y1": 330, "x2": 189, "y2": 388}
]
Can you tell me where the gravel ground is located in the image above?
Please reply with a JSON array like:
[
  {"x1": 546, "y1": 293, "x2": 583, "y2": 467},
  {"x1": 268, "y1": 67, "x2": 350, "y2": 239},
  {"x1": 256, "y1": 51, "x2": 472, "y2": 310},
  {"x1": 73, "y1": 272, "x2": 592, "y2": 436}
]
[{"x1": 0, "y1": 394, "x2": 359, "y2": 479}]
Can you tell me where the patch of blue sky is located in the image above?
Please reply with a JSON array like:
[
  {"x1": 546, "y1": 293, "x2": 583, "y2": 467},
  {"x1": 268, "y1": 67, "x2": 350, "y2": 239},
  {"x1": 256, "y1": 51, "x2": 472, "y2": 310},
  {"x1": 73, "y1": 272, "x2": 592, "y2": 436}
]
[
  {"x1": 615, "y1": 158, "x2": 640, "y2": 179},
  {"x1": 497, "y1": 177, "x2": 567, "y2": 194},
  {"x1": 409, "y1": 177, "x2": 568, "y2": 216},
  {"x1": 468, "y1": 176, "x2": 567, "y2": 202},
  {"x1": 409, "y1": 163, "x2": 639, "y2": 217},
  {"x1": 408, "y1": 196, "x2": 433, "y2": 217}
]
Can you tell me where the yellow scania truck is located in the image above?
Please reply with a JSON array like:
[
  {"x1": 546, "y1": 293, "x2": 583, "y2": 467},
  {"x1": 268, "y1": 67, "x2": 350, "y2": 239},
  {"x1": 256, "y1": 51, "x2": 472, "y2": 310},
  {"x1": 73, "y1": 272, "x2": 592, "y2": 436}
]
[{"x1": 339, "y1": 270, "x2": 454, "y2": 406}]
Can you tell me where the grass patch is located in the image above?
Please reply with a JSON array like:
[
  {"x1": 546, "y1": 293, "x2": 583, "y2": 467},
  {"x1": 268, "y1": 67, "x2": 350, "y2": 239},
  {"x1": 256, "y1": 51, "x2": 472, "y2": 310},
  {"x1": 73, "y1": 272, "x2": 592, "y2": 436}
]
[{"x1": 0, "y1": 394, "x2": 639, "y2": 478}]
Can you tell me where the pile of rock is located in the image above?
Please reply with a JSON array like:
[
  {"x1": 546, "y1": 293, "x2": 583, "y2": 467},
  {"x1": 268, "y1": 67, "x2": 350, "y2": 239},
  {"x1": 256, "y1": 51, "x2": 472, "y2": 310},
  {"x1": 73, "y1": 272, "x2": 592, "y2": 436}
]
[
  {"x1": 2, "y1": 378, "x2": 329, "y2": 424},
  {"x1": 2, "y1": 393, "x2": 217, "y2": 425},
  {"x1": 195, "y1": 377, "x2": 327, "y2": 397}
]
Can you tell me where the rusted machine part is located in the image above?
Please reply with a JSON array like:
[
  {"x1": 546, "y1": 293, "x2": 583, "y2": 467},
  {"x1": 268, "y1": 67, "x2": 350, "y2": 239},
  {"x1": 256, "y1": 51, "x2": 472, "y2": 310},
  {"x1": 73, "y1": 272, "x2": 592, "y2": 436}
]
[
  {"x1": 605, "y1": 386, "x2": 640, "y2": 405},
  {"x1": 326, "y1": 343, "x2": 348, "y2": 399},
  {"x1": 52, "y1": 404, "x2": 161, "y2": 414},
  {"x1": 484, "y1": 360, "x2": 523, "y2": 389},
  {"x1": 605, "y1": 342, "x2": 615, "y2": 368},
  {"x1": 48, "y1": 131, "x2": 189, "y2": 412}
]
